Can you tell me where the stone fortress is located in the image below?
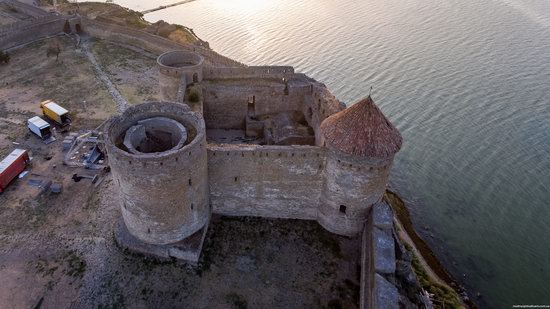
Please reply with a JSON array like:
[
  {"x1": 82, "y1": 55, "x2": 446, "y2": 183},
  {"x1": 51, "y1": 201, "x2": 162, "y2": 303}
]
[
  {"x1": 0, "y1": 2, "x2": 411, "y2": 307},
  {"x1": 105, "y1": 49, "x2": 402, "y2": 262},
  {"x1": 105, "y1": 50, "x2": 404, "y2": 308}
]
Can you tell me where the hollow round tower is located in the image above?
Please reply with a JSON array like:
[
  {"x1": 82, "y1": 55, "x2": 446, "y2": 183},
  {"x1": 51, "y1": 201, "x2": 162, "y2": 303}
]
[
  {"x1": 104, "y1": 102, "x2": 209, "y2": 246},
  {"x1": 157, "y1": 50, "x2": 204, "y2": 103},
  {"x1": 318, "y1": 96, "x2": 402, "y2": 236}
]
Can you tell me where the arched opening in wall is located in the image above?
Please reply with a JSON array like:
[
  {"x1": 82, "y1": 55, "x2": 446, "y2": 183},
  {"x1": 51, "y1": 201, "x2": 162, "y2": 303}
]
[
  {"x1": 193, "y1": 73, "x2": 199, "y2": 83},
  {"x1": 75, "y1": 24, "x2": 82, "y2": 34},
  {"x1": 63, "y1": 21, "x2": 70, "y2": 34},
  {"x1": 339, "y1": 205, "x2": 347, "y2": 214}
]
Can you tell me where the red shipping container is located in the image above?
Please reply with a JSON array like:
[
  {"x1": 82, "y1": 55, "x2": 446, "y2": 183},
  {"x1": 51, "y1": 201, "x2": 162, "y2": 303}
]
[{"x1": 0, "y1": 149, "x2": 30, "y2": 193}]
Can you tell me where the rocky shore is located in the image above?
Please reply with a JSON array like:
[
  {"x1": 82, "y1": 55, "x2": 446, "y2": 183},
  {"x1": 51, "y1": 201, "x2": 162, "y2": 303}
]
[{"x1": 385, "y1": 190, "x2": 475, "y2": 308}]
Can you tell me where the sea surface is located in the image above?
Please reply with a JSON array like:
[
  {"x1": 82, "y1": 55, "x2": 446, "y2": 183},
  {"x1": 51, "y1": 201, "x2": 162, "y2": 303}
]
[{"x1": 112, "y1": 0, "x2": 550, "y2": 307}]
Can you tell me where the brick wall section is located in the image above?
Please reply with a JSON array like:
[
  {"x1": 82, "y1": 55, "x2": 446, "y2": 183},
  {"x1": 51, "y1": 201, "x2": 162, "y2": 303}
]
[{"x1": 207, "y1": 144, "x2": 326, "y2": 220}]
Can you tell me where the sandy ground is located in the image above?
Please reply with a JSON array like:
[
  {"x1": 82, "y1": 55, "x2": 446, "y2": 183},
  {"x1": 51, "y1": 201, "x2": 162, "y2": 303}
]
[
  {"x1": 0, "y1": 35, "x2": 162, "y2": 157},
  {"x1": 0, "y1": 173, "x2": 361, "y2": 308},
  {"x1": 90, "y1": 39, "x2": 161, "y2": 105},
  {"x1": 0, "y1": 35, "x2": 361, "y2": 309}
]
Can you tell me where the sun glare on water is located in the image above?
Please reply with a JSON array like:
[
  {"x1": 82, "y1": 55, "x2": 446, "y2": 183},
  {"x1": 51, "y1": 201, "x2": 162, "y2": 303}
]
[{"x1": 212, "y1": 0, "x2": 271, "y2": 13}]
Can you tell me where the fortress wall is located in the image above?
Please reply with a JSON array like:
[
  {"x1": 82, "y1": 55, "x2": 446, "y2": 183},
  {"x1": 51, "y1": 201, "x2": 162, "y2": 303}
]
[
  {"x1": 202, "y1": 82, "x2": 306, "y2": 129},
  {"x1": 207, "y1": 145, "x2": 326, "y2": 220},
  {"x1": 81, "y1": 18, "x2": 244, "y2": 67},
  {"x1": 302, "y1": 80, "x2": 346, "y2": 145},
  {"x1": 0, "y1": 17, "x2": 67, "y2": 50},
  {"x1": 0, "y1": 15, "x2": 61, "y2": 37},
  {"x1": 361, "y1": 202, "x2": 398, "y2": 309},
  {"x1": 3, "y1": 0, "x2": 48, "y2": 17},
  {"x1": 203, "y1": 66, "x2": 295, "y2": 80}
]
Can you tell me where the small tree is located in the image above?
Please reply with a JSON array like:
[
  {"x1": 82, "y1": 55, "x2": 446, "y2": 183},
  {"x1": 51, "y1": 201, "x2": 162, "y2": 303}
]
[
  {"x1": 46, "y1": 38, "x2": 62, "y2": 61},
  {"x1": 0, "y1": 50, "x2": 9, "y2": 64},
  {"x1": 188, "y1": 88, "x2": 201, "y2": 103}
]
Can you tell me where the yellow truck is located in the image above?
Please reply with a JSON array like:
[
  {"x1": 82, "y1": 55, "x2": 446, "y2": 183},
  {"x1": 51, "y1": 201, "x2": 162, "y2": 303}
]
[{"x1": 40, "y1": 100, "x2": 71, "y2": 126}]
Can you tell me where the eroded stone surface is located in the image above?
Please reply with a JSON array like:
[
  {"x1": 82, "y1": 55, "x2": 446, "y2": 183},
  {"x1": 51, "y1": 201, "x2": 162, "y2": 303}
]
[
  {"x1": 374, "y1": 274, "x2": 399, "y2": 309},
  {"x1": 372, "y1": 227, "x2": 396, "y2": 275},
  {"x1": 372, "y1": 201, "x2": 394, "y2": 230}
]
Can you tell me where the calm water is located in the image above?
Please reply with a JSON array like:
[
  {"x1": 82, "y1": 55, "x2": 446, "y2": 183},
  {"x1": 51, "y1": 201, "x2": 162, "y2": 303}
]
[{"x1": 114, "y1": 0, "x2": 550, "y2": 307}]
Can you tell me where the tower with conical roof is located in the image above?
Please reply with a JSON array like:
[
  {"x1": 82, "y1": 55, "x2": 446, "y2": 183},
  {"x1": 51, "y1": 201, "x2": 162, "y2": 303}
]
[{"x1": 318, "y1": 96, "x2": 402, "y2": 236}]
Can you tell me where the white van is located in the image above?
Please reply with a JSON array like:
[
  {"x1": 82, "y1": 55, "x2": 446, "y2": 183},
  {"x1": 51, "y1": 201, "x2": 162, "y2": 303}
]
[{"x1": 28, "y1": 116, "x2": 56, "y2": 143}]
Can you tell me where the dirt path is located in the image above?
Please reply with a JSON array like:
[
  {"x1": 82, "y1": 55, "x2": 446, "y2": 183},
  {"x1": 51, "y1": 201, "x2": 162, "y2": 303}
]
[{"x1": 81, "y1": 40, "x2": 128, "y2": 113}]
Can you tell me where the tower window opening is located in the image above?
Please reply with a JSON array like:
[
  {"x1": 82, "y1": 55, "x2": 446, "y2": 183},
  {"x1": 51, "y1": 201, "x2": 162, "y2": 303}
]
[
  {"x1": 189, "y1": 178, "x2": 192, "y2": 186},
  {"x1": 339, "y1": 205, "x2": 347, "y2": 214}
]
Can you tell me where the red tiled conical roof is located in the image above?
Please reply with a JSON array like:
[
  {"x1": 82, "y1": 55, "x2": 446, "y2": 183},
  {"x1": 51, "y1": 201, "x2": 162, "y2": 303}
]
[{"x1": 320, "y1": 96, "x2": 402, "y2": 159}]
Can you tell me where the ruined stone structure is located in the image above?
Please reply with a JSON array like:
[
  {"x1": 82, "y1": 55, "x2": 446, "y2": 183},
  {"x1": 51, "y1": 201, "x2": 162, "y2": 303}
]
[
  {"x1": 0, "y1": 1, "x2": 408, "y2": 305},
  {"x1": 107, "y1": 49, "x2": 402, "y2": 254},
  {"x1": 105, "y1": 103, "x2": 209, "y2": 244}
]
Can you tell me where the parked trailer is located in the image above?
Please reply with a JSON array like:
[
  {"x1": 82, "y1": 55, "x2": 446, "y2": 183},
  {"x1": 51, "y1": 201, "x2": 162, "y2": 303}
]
[
  {"x1": 40, "y1": 100, "x2": 71, "y2": 126},
  {"x1": 0, "y1": 149, "x2": 30, "y2": 193},
  {"x1": 28, "y1": 116, "x2": 52, "y2": 140}
]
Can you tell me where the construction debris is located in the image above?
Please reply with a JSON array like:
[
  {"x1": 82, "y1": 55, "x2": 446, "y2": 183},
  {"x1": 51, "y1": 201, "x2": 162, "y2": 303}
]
[
  {"x1": 64, "y1": 131, "x2": 106, "y2": 169},
  {"x1": 50, "y1": 183, "x2": 63, "y2": 194},
  {"x1": 72, "y1": 173, "x2": 98, "y2": 184}
]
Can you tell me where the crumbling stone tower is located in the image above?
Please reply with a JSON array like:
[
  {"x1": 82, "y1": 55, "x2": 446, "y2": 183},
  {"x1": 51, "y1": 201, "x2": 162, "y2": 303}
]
[
  {"x1": 104, "y1": 102, "x2": 210, "y2": 260},
  {"x1": 158, "y1": 50, "x2": 204, "y2": 112},
  {"x1": 318, "y1": 96, "x2": 403, "y2": 236}
]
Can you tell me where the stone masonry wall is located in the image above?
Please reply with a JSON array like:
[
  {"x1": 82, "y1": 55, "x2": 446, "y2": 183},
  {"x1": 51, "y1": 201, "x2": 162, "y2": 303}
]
[
  {"x1": 0, "y1": 16, "x2": 67, "y2": 50},
  {"x1": 360, "y1": 202, "x2": 399, "y2": 309},
  {"x1": 207, "y1": 144, "x2": 326, "y2": 220},
  {"x1": 318, "y1": 150, "x2": 393, "y2": 236},
  {"x1": 302, "y1": 78, "x2": 346, "y2": 144},
  {"x1": 105, "y1": 102, "x2": 210, "y2": 245},
  {"x1": 0, "y1": 15, "x2": 60, "y2": 37},
  {"x1": 81, "y1": 18, "x2": 244, "y2": 67},
  {"x1": 203, "y1": 66, "x2": 295, "y2": 80},
  {"x1": 2, "y1": 0, "x2": 48, "y2": 18},
  {"x1": 202, "y1": 81, "x2": 308, "y2": 129}
]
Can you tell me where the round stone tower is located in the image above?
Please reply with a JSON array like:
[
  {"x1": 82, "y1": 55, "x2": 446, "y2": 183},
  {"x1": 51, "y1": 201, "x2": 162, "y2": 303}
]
[
  {"x1": 104, "y1": 102, "x2": 209, "y2": 245},
  {"x1": 318, "y1": 96, "x2": 402, "y2": 236},
  {"x1": 157, "y1": 50, "x2": 204, "y2": 103}
]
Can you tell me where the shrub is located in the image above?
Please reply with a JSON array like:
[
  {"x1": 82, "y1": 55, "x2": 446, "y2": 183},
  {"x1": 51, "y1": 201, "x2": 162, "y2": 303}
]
[
  {"x1": 188, "y1": 89, "x2": 201, "y2": 103},
  {"x1": 0, "y1": 50, "x2": 10, "y2": 64}
]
